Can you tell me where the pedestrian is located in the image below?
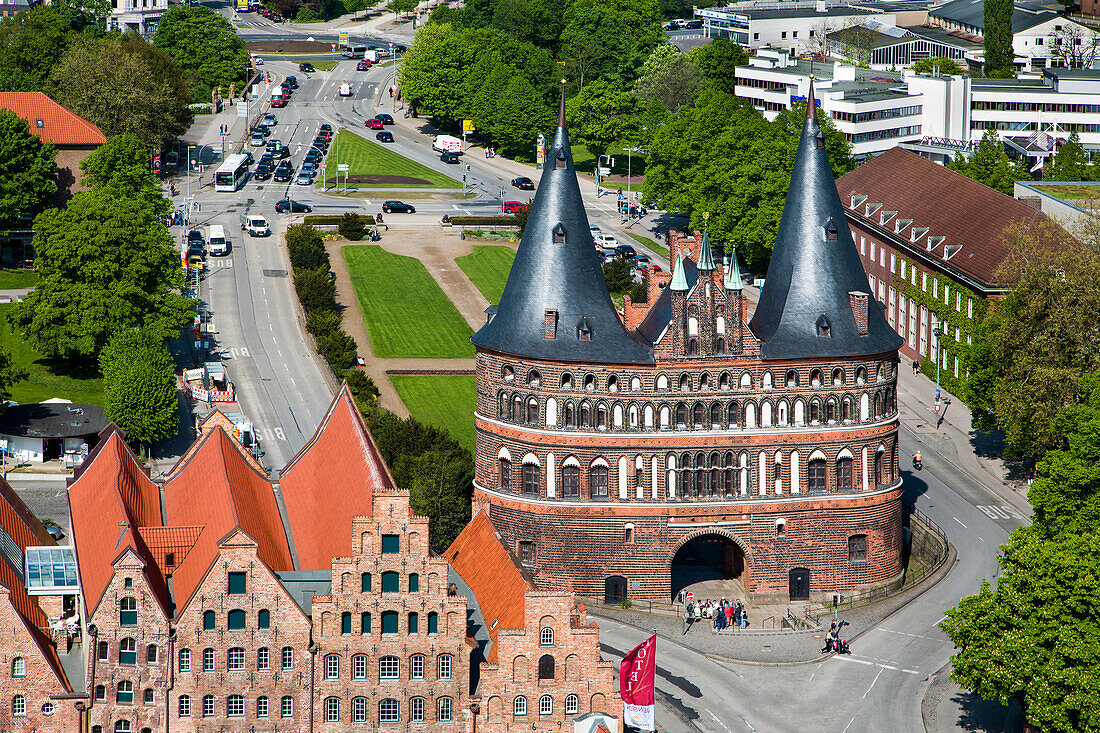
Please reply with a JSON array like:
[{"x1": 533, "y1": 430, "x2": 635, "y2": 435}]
[
  {"x1": 739, "y1": 607, "x2": 748, "y2": 629},
  {"x1": 912, "y1": 359, "x2": 919, "y2": 374},
  {"x1": 724, "y1": 604, "x2": 733, "y2": 629}
]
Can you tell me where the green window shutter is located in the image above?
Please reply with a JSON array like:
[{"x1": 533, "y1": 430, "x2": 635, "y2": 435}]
[
  {"x1": 227, "y1": 609, "x2": 246, "y2": 630},
  {"x1": 258, "y1": 609, "x2": 270, "y2": 629},
  {"x1": 361, "y1": 612, "x2": 371, "y2": 633},
  {"x1": 408, "y1": 612, "x2": 418, "y2": 634},
  {"x1": 427, "y1": 612, "x2": 438, "y2": 634},
  {"x1": 203, "y1": 611, "x2": 215, "y2": 630},
  {"x1": 381, "y1": 534, "x2": 400, "y2": 554},
  {"x1": 381, "y1": 611, "x2": 398, "y2": 634},
  {"x1": 227, "y1": 572, "x2": 247, "y2": 595},
  {"x1": 408, "y1": 573, "x2": 419, "y2": 593},
  {"x1": 361, "y1": 572, "x2": 371, "y2": 592},
  {"x1": 382, "y1": 571, "x2": 399, "y2": 593},
  {"x1": 341, "y1": 612, "x2": 352, "y2": 634}
]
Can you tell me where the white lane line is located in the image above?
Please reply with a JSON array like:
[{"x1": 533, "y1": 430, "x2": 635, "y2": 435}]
[
  {"x1": 877, "y1": 628, "x2": 936, "y2": 641},
  {"x1": 707, "y1": 709, "x2": 734, "y2": 732},
  {"x1": 936, "y1": 615, "x2": 947, "y2": 626},
  {"x1": 978, "y1": 536, "x2": 986, "y2": 543},
  {"x1": 834, "y1": 656, "x2": 874, "y2": 666},
  {"x1": 862, "y1": 667, "x2": 884, "y2": 698},
  {"x1": 835, "y1": 655, "x2": 920, "y2": 675},
  {"x1": 954, "y1": 517, "x2": 967, "y2": 528},
  {"x1": 842, "y1": 716, "x2": 857, "y2": 733}
]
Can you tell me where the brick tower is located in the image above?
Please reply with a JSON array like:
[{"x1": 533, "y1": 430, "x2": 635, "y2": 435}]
[{"x1": 471, "y1": 83, "x2": 905, "y2": 603}]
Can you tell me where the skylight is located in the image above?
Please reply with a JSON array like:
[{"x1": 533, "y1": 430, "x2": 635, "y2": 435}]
[{"x1": 25, "y1": 546, "x2": 79, "y2": 595}]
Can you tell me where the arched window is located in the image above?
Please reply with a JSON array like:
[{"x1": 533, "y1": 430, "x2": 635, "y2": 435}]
[
  {"x1": 437, "y1": 697, "x2": 453, "y2": 722},
  {"x1": 810, "y1": 369, "x2": 823, "y2": 387},
  {"x1": 538, "y1": 654, "x2": 555, "y2": 680},
  {"x1": 716, "y1": 338, "x2": 726, "y2": 353},
  {"x1": 408, "y1": 572, "x2": 419, "y2": 592},
  {"x1": 325, "y1": 654, "x2": 339, "y2": 679},
  {"x1": 227, "y1": 609, "x2": 245, "y2": 630},
  {"x1": 564, "y1": 401, "x2": 575, "y2": 427},
  {"x1": 526, "y1": 397, "x2": 538, "y2": 424},
  {"x1": 203, "y1": 647, "x2": 214, "y2": 671},
  {"x1": 740, "y1": 373, "x2": 752, "y2": 390},
  {"x1": 325, "y1": 696, "x2": 340, "y2": 723},
  {"x1": 352, "y1": 696, "x2": 368, "y2": 722},
  {"x1": 540, "y1": 627, "x2": 554, "y2": 646},
  {"x1": 675, "y1": 402, "x2": 687, "y2": 426},
  {"x1": 856, "y1": 366, "x2": 867, "y2": 385},
  {"x1": 607, "y1": 374, "x2": 619, "y2": 392},
  {"x1": 502, "y1": 365, "x2": 514, "y2": 381},
  {"x1": 227, "y1": 694, "x2": 245, "y2": 718},
  {"x1": 119, "y1": 596, "x2": 137, "y2": 625},
  {"x1": 825, "y1": 400, "x2": 836, "y2": 423},
  {"x1": 498, "y1": 392, "x2": 506, "y2": 417},
  {"x1": 560, "y1": 372, "x2": 573, "y2": 389},
  {"x1": 786, "y1": 370, "x2": 799, "y2": 388},
  {"x1": 523, "y1": 462, "x2": 539, "y2": 494},
  {"x1": 763, "y1": 371, "x2": 773, "y2": 389},
  {"x1": 257, "y1": 647, "x2": 269, "y2": 670},
  {"x1": 590, "y1": 465, "x2": 608, "y2": 498},
  {"x1": 631, "y1": 376, "x2": 642, "y2": 391},
  {"x1": 258, "y1": 608, "x2": 271, "y2": 628},
  {"x1": 710, "y1": 402, "x2": 722, "y2": 426},
  {"x1": 514, "y1": 696, "x2": 528, "y2": 716},
  {"x1": 12, "y1": 695, "x2": 26, "y2": 716},
  {"x1": 565, "y1": 694, "x2": 580, "y2": 715},
  {"x1": 341, "y1": 611, "x2": 352, "y2": 634},
  {"x1": 848, "y1": 534, "x2": 868, "y2": 563},
  {"x1": 580, "y1": 403, "x2": 591, "y2": 427},
  {"x1": 114, "y1": 722, "x2": 131, "y2": 733},
  {"x1": 809, "y1": 400, "x2": 821, "y2": 424},
  {"x1": 411, "y1": 654, "x2": 425, "y2": 680},
  {"x1": 178, "y1": 695, "x2": 191, "y2": 717},
  {"x1": 679, "y1": 373, "x2": 690, "y2": 391},
  {"x1": 11, "y1": 657, "x2": 25, "y2": 677},
  {"x1": 832, "y1": 368, "x2": 845, "y2": 385},
  {"x1": 808, "y1": 459, "x2": 827, "y2": 492},
  {"x1": 202, "y1": 610, "x2": 215, "y2": 630},
  {"x1": 562, "y1": 464, "x2": 580, "y2": 497},
  {"x1": 583, "y1": 374, "x2": 596, "y2": 391},
  {"x1": 499, "y1": 458, "x2": 511, "y2": 491},
  {"x1": 837, "y1": 456, "x2": 853, "y2": 489},
  {"x1": 540, "y1": 694, "x2": 554, "y2": 715},
  {"x1": 842, "y1": 396, "x2": 852, "y2": 422},
  {"x1": 727, "y1": 401, "x2": 739, "y2": 426},
  {"x1": 438, "y1": 654, "x2": 452, "y2": 679},
  {"x1": 116, "y1": 681, "x2": 134, "y2": 704},
  {"x1": 692, "y1": 403, "x2": 703, "y2": 427},
  {"x1": 527, "y1": 369, "x2": 541, "y2": 386},
  {"x1": 513, "y1": 394, "x2": 522, "y2": 421},
  {"x1": 379, "y1": 655, "x2": 400, "y2": 679},
  {"x1": 353, "y1": 654, "x2": 368, "y2": 680},
  {"x1": 656, "y1": 374, "x2": 669, "y2": 391},
  {"x1": 688, "y1": 338, "x2": 698, "y2": 355},
  {"x1": 719, "y1": 372, "x2": 731, "y2": 390},
  {"x1": 119, "y1": 638, "x2": 136, "y2": 665}
]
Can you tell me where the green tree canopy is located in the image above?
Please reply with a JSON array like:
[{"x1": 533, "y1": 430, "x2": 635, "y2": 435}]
[
  {"x1": 0, "y1": 109, "x2": 58, "y2": 222},
  {"x1": 690, "y1": 36, "x2": 748, "y2": 95},
  {"x1": 153, "y1": 5, "x2": 249, "y2": 100},
  {"x1": 79, "y1": 133, "x2": 168, "y2": 215},
  {"x1": 983, "y1": 0, "x2": 1015, "y2": 77},
  {"x1": 947, "y1": 129, "x2": 1029, "y2": 196},
  {"x1": 489, "y1": 75, "x2": 552, "y2": 159},
  {"x1": 565, "y1": 76, "x2": 643, "y2": 159},
  {"x1": 634, "y1": 43, "x2": 701, "y2": 111},
  {"x1": 911, "y1": 56, "x2": 965, "y2": 75},
  {"x1": 49, "y1": 35, "x2": 192, "y2": 148},
  {"x1": 0, "y1": 5, "x2": 94, "y2": 92},
  {"x1": 560, "y1": 0, "x2": 634, "y2": 87},
  {"x1": 100, "y1": 329, "x2": 179, "y2": 449},
  {"x1": 12, "y1": 189, "x2": 193, "y2": 360},
  {"x1": 399, "y1": 23, "x2": 483, "y2": 121},
  {"x1": 286, "y1": 224, "x2": 330, "y2": 271},
  {"x1": 1046, "y1": 131, "x2": 1096, "y2": 182}
]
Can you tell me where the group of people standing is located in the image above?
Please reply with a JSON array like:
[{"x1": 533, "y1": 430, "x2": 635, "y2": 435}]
[{"x1": 685, "y1": 598, "x2": 749, "y2": 631}]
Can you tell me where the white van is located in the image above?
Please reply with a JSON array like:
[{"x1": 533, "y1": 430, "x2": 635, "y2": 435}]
[
  {"x1": 240, "y1": 214, "x2": 270, "y2": 237},
  {"x1": 208, "y1": 224, "x2": 229, "y2": 255},
  {"x1": 432, "y1": 135, "x2": 462, "y2": 154},
  {"x1": 338, "y1": 83, "x2": 353, "y2": 97}
]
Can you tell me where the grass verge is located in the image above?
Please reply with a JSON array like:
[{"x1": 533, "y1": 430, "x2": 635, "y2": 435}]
[
  {"x1": 322, "y1": 129, "x2": 461, "y2": 189},
  {"x1": 454, "y1": 245, "x2": 516, "y2": 305},
  {"x1": 625, "y1": 231, "x2": 669, "y2": 259},
  {"x1": 0, "y1": 270, "x2": 39, "y2": 290},
  {"x1": 0, "y1": 305, "x2": 103, "y2": 405},
  {"x1": 291, "y1": 59, "x2": 340, "y2": 71},
  {"x1": 343, "y1": 246, "x2": 474, "y2": 358},
  {"x1": 389, "y1": 374, "x2": 476, "y2": 455}
]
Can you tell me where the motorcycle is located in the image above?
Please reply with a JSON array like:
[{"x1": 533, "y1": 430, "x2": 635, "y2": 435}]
[{"x1": 912, "y1": 455, "x2": 922, "y2": 471}]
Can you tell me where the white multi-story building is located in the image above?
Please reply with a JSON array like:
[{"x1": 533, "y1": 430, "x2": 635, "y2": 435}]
[
  {"x1": 697, "y1": 2, "x2": 896, "y2": 56},
  {"x1": 108, "y1": 0, "x2": 168, "y2": 36}
]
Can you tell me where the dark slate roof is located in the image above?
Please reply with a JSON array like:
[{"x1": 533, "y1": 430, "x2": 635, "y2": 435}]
[
  {"x1": 470, "y1": 94, "x2": 654, "y2": 365},
  {"x1": 929, "y1": 0, "x2": 1057, "y2": 34},
  {"x1": 637, "y1": 257, "x2": 699, "y2": 345},
  {"x1": 749, "y1": 87, "x2": 903, "y2": 360},
  {"x1": 0, "y1": 403, "x2": 106, "y2": 439}
]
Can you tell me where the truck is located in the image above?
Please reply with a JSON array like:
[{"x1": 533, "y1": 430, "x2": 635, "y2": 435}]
[
  {"x1": 270, "y1": 86, "x2": 286, "y2": 108},
  {"x1": 432, "y1": 135, "x2": 462, "y2": 154},
  {"x1": 338, "y1": 83, "x2": 353, "y2": 97},
  {"x1": 363, "y1": 49, "x2": 379, "y2": 63},
  {"x1": 239, "y1": 214, "x2": 270, "y2": 237}
]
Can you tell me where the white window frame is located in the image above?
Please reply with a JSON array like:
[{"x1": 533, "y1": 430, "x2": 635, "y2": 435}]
[
  {"x1": 257, "y1": 647, "x2": 269, "y2": 670},
  {"x1": 325, "y1": 697, "x2": 340, "y2": 723},
  {"x1": 227, "y1": 647, "x2": 244, "y2": 671},
  {"x1": 227, "y1": 695, "x2": 244, "y2": 718},
  {"x1": 379, "y1": 698, "x2": 399, "y2": 723},
  {"x1": 438, "y1": 655, "x2": 452, "y2": 680},
  {"x1": 202, "y1": 695, "x2": 214, "y2": 717},
  {"x1": 257, "y1": 696, "x2": 269, "y2": 718},
  {"x1": 380, "y1": 655, "x2": 400, "y2": 680},
  {"x1": 514, "y1": 696, "x2": 528, "y2": 716},
  {"x1": 281, "y1": 696, "x2": 294, "y2": 718},
  {"x1": 438, "y1": 697, "x2": 453, "y2": 722},
  {"x1": 325, "y1": 654, "x2": 339, "y2": 680},
  {"x1": 411, "y1": 697, "x2": 425, "y2": 722},
  {"x1": 565, "y1": 694, "x2": 579, "y2": 715},
  {"x1": 178, "y1": 695, "x2": 191, "y2": 717},
  {"x1": 353, "y1": 655, "x2": 367, "y2": 679},
  {"x1": 541, "y1": 627, "x2": 555, "y2": 646},
  {"x1": 202, "y1": 648, "x2": 214, "y2": 672},
  {"x1": 540, "y1": 695, "x2": 553, "y2": 715},
  {"x1": 282, "y1": 647, "x2": 294, "y2": 670},
  {"x1": 411, "y1": 654, "x2": 425, "y2": 679}
]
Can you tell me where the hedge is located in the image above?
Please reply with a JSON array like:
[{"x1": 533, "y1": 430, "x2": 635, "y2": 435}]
[
  {"x1": 449, "y1": 216, "x2": 519, "y2": 227},
  {"x1": 304, "y1": 214, "x2": 376, "y2": 226}
]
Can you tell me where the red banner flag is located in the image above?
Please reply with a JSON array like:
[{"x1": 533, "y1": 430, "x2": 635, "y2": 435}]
[{"x1": 620, "y1": 634, "x2": 656, "y2": 731}]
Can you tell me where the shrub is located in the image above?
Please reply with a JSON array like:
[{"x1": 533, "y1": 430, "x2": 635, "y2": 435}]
[
  {"x1": 345, "y1": 367, "x2": 380, "y2": 411},
  {"x1": 628, "y1": 274, "x2": 648, "y2": 304},
  {"x1": 338, "y1": 212, "x2": 368, "y2": 240},
  {"x1": 318, "y1": 328, "x2": 358, "y2": 371},
  {"x1": 304, "y1": 213, "x2": 375, "y2": 226},
  {"x1": 603, "y1": 257, "x2": 634, "y2": 294},
  {"x1": 449, "y1": 215, "x2": 518, "y2": 226},
  {"x1": 286, "y1": 224, "x2": 329, "y2": 271},
  {"x1": 293, "y1": 267, "x2": 337, "y2": 313},
  {"x1": 306, "y1": 308, "x2": 341, "y2": 338}
]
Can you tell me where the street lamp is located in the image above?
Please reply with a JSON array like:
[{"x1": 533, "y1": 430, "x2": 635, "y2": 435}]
[{"x1": 932, "y1": 323, "x2": 943, "y2": 411}]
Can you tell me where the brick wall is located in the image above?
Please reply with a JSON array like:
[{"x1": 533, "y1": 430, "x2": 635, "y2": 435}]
[{"x1": 0, "y1": 588, "x2": 76, "y2": 731}]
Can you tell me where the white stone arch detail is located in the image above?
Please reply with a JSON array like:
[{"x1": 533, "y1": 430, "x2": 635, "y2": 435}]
[
  {"x1": 740, "y1": 372, "x2": 752, "y2": 389},
  {"x1": 761, "y1": 401, "x2": 773, "y2": 427},
  {"x1": 716, "y1": 315, "x2": 726, "y2": 335},
  {"x1": 808, "y1": 449, "x2": 827, "y2": 462},
  {"x1": 777, "y1": 400, "x2": 789, "y2": 426},
  {"x1": 498, "y1": 446, "x2": 512, "y2": 461},
  {"x1": 666, "y1": 454, "x2": 677, "y2": 498},
  {"x1": 790, "y1": 450, "x2": 800, "y2": 494},
  {"x1": 659, "y1": 405, "x2": 670, "y2": 429},
  {"x1": 745, "y1": 402, "x2": 757, "y2": 428},
  {"x1": 546, "y1": 397, "x2": 558, "y2": 427},
  {"x1": 794, "y1": 398, "x2": 805, "y2": 426},
  {"x1": 861, "y1": 446, "x2": 869, "y2": 491},
  {"x1": 687, "y1": 317, "x2": 699, "y2": 336},
  {"x1": 644, "y1": 404, "x2": 654, "y2": 429},
  {"x1": 613, "y1": 403, "x2": 624, "y2": 428},
  {"x1": 618, "y1": 456, "x2": 628, "y2": 499},
  {"x1": 546, "y1": 453, "x2": 556, "y2": 498},
  {"x1": 562, "y1": 456, "x2": 581, "y2": 468},
  {"x1": 522, "y1": 453, "x2": 540, "y2": 466},
  {"x1": 860, "y1": 393, "x2": 870, "y2": 421},
  {"x1": 656, "y1": 373, "x2": 669, "y2": 391},
  {"x1": 739, "y1": 452, "x2": 749, "y2": 496},
  {"x1": 773, "y1": 450, "x2": 783, "y2": 494},
  {"x1": 590, "y1": 456, "x2": 609, "y2": 468},
  {"x1": 757, "y1": 451, "x2": 767, "y2": 496},
  {"x1": 837, "y1": 447, "x2": 854, "y2": 460},
  {"x1": 763, "y1": 371, "x2": 773, "y2": 389},
  {"x1": 651, "y1": 456, "x2": 659, "y2": 499}
]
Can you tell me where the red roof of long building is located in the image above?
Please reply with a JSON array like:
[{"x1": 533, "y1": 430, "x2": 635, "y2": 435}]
[
  {"x1": 0, "y1": 479, "x2": 70, "y2": 691},
  {"x1": 443, "y1": 511, "x2": 532, "y2": 663},
  {"x1": 164, "y1": 428, "x2": 294, "y2": 610},
  {"x1": 279, "y1": 385, "x2": 395, "y2": 570},
  {"x1": 67, "y1": 430, "x2": 168, "y2": 618},
  {"x1": 0, "y1": 92, "x2": 106, "y2": 146}
]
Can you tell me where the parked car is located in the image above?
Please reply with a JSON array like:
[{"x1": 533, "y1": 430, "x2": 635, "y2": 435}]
[
  {"x1": 298, "y1": 62, "x2": 315, "y2": 72},
  {"x1": 187, "y1": 229, "x2": 204, "y2": 247},
  {"x1": 262, "y1": 112, "x2": 277, "y2": 125},
  {"x1": 685, "y1": 18, "x2": 704, "y2": 28},
  {"x1": 269, "y1": 12, "x2": 283, "y2": 21},
  {"x1": 589, "y1": 225, "x2": 601, "y2": 236},
  {"x1": 304, "y1": 150, "x2": 322, "y2": 164},
  {"x1": 382, "y1": 200, "x2": 415, "y2": 213},
  {"x1": 312, "y1": 137, "x2": 329, "y2": 150},
  {"x1": 440, "y1": 151, "x2": 461, "y2": 164},
  {"x1": 356, "y1": 59, "x2": 372, "y2": 70},
  {"x1": 295, "y1": 171, "x2": 313, "y2": 185},
  {"x1": 376, "y1": 131, "x2": 394, "y2": 143},
  {"x1": 594, "y1": 233, "x2": 618, "y2": 247},
  {"x1": 258, "y1": 153, "x2": 274, "y2": 168},
  {"x1": 376, "y1": 113, "x2": 394, "y2": 125},
  {"x1": 503, "y1": 201, "x2": 527, "y2": 213},
  {"x1": 634, "y1": 255, "x2": 652, "y2": 271},
  {"x1": 615, "y1": 244, "x2": 637, "y2": 260},
  {"x1": 250, "y1": 132, "x2": 266, "y2": 146},
  {"x1": 275, "y1": 199, "x2": 312, "y2": 213},
  {"x1": 364, "y1": 118, "x2": 384, "y2": 130},
  {"x1": 301, "y1": 162, "x2": 317, "y2": 177},
  {"x1": 511, "y1": 176, "x2": 535, "y2": 190},
  {"x1": 285, "y1": 76, "x2": 299, "y2": 89},
  {"x1": 599, "y1": 247, "x2": 618, "y2": 263}
]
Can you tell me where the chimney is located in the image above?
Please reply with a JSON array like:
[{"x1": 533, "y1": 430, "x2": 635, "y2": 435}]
[
  {"x1": 849, "y1": 291, "x2": 869, "y2": 335},
  {"x1": 544, "y1": 309, "x2": 557, "y2": 339}
]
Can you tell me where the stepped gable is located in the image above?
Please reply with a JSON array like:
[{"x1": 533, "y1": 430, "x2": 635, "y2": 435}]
[
  {"x1": 279, "y1": 385, "x2": 395, "y2": 570},
  {"x1": 0, "y1": 479, "x2": 70, "y2": 691},
  {"x1": 749, "y1": 82, "x2": 903, "y2": 360},
  {"x1": 163, "y1": 427, "x2": 294, "y2": 610},
  {"x1": 471, "y1": 87, "x2": 654, "y2": 365},
  {"x1": 443, "y1": 511, "x2": 532, "y2": 663},
  {"x1": 67, "y1": 430, "x2": 168, "y2": 617}
]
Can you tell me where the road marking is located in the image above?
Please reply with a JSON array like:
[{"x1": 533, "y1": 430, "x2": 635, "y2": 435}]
[
  {"x1": 953, "y1": 517, "x2": 967, "y2": 528},
  {"x1": 835, "y1": 655, "x2": 920, "y2": 675},
  {"x1": 862, "y1": 667, "x2": 884, "y2": 698},
  {"x1": 877, "y1": 628, "x2": 936, "y2": 641},
  {"x1": 936, "y1": 615, "x2": 947, "y2": 626},
  {"x1": 978, "y1": 535, "x2": 986, "y2": 543},
  {"x1": 842, "y1": 716, "x2": 857, "y2": 733},
  {"x1": 834, "y1": 656, "x2": 874, "y2": 666},
  {"x1": 706, "y1": 709, "x2": 734, "y2": 732}
]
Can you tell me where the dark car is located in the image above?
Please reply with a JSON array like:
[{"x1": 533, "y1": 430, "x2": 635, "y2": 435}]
[
  {"x1": 376, "y1": 131, "x2": 394, "y2": 143},
  {"x1": 356, "y1": 59, "x2": 371, "y2": 70},
  {"x1": 273, "y1": 166, "x2": 293, "y2": 182},
  {"x1": 304, "y1": 149, "x2": 322, "y2": 163},
  {"x1": 285, "y1": 76, "x2": 299, "y2": 89},
  {"x1": 376, "y1": 113, "x2": 394, "y2": 125},
  {"x1": 258, "y1": 152, "x2": 274, "y2": 167},
  {"x1": 253, "y1": 165, "x2": 272, "y2": 181},
  {"x1": 511, "y1": 176, "x2": 535, "y2": 190},
  {"x1": 382, "y1": 200, "x2": 415, "y2": 213},
  {"x1": 187, "y1": 229, "x2": 204, "y2": 247},
  {"x1": 319, "y1": 123, "x2": 331, "y2": 131},
  {"x1": 440, "y1": 151, "x2": 460, "y2": 164},
  {"x1": 615, "y1": 244, "x2": 637, "y2": 260},
  {"x1": 312, "y1": 138, "x2": 329, "y2": 151},
  {"x1": 270, "y1": 12, "x2": 283, "y2": 21},
  {"x1": 254, "y1": 124, "x2": 272, "y2": 137},
  {"x1": 298, "y1": 62, "x2": 315, "y2": 73},
  {"x1": 685, "y1": 19, "x2": 703, "y2": 28},
  {"x1": 275, "y1": 199, "x2": 313, "y2": 213},
  {"x1": 272, "y1": 145, "x2": 291, "y2": 160}
]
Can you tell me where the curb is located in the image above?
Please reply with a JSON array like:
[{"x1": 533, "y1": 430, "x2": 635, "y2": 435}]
[{"x1": 5, "y1": 473, "x2": 71, "y2": 483}]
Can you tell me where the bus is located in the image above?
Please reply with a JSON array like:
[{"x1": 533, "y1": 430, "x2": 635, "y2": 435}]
[{"x1": 215, "y1": 154, "x2": 250, "y2": 193}]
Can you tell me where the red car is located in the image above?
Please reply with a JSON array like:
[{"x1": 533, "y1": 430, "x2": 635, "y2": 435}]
[
  {"x1": 503, "y1": 201, "x2": 528, "y2": 214},
  {"x1": 356, "y1": 60, "x2": 371, "y2": 70},
  {"x1": 316, "y1": 129, "x2": 333, "y2": 139},
  {"x1": 364, "y1": 118, "x2": 384, "y2": 130}
]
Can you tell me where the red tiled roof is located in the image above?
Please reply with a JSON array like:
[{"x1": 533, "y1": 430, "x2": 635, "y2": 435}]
[
  {"x1": 138, "y1": 525, "x2": 204, "y2": 578},
  {"x1": 443, "y1": 512, "x2": 532, "y2": 663},
  {"x1": 279, "y1": 385, "x2": 395, "y2": 570},
  {"x1": 67, "y1": 431, "x2": 168, "y2": 618},
  {"x1": 0, "y1": 479, "x2": 70, "y2": 691},
  {"x1": 0, "y1": 92, "x2": 106, "y2": 146},
  {"x1": 164, "y1": 428, "x2": 294, "y2": 611},
  {"x1": 836, "y1": 147, "x2": 1049, "y2": 287}
]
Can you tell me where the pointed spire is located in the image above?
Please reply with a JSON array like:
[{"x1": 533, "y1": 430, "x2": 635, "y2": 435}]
[
  {"x1": 806, "y1": 75, "x2": 816, "y2": 120},
  {"x1": 698, "y1": 230, "x2": 716, "y2": 271},
  {"x1": 725, "y1": 252, "x2": 743, "y2": 291},
  {"x1": 558, "y1": 78, "x2": 567, "y2": 129},
  {"x1": 670, "y1": 249, "x2": 688, "y2": 291}
]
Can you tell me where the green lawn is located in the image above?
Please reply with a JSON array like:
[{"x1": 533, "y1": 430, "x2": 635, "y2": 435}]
[
  {"x1": 454, "y1": 245, "x2": 515, "y2": 305},
  {"x1": 291, "y1": 59, "x2": 340, "y2": 71},
  {"x1": 343, "y1": 245, "x2": 474, "y2": 358},
  {"x1": 624, "y1": 231, "x2": 669, "y2": 259},
  {"x1": 0, "y1": 270, "x2": 39, "y2": 290},
  {"x1": 325, "y1": 129, "x2": 461, "y2": 188},
  {"x1": 389, "y1": 374, "x2": 476, "y2": 454},
  {"x1": 0, "y1": 305, "x2": 103, "y2": 406}
]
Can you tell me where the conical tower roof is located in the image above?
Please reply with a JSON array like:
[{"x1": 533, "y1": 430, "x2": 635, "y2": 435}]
[
  {"x1": 471, "y1": 84, "x2": 653, "y2": 365},
  {"x1": 748, "y1": 82, "x2": 903, "y2": 359},
  {"x1": 725, "y1": 252, "x2": 743, "y2": 291},
  {"x1": 669, "y1": 249, "x2": 688, "y2": 291},
  {"x1": 698, "y1": 230, "x2": 716, "y2": 271}
]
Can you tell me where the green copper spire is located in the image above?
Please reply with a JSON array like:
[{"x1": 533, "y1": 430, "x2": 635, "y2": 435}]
[
  {"x1": 725, "y1": 251, "x2": 743, "y2": 291},
  {"x1": 670, "y1": 249, "x2": 688, "y2": 291},
  {"x1": 698, "y1": 230, "x2": 716, "y2": 271}
]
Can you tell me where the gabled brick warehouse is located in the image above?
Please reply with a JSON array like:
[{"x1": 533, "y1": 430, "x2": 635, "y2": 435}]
[{"x1": 471, "y1": 84, "x2": 906, "y2": 603}]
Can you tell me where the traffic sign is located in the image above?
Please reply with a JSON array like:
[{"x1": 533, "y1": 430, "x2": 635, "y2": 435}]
[
  {"x1": 321, "y1": 162, "x2": 326, "y2": 171},
  {"x1": 337, "y1": 163, "x2": 349, "y2": 172},
  {"x1": 685, "y1": 591, "x2": 694, "y2": 602}
]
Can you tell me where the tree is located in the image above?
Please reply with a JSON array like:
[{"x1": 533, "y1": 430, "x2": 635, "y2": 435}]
[
  {"x1": 398, "y1": 447, "x2": 475, "y2": 551},
  {"x1": 344, "y1": 368, "x2": 380, "y2": 415},
  {"x1": 602, "y1": 257, "x2": 634, "y2": 293},
  {"x1": 293, "y1": 267, "x2": 337, "y2": 313},
  {"x1": 487, "y1": 75, "x2": 551, "y2": 159},
  {"x1": 565, "y1": 77, "x2": 643, "y2": 159},
  {"x1": 560, "y1": 0, "x2": 633, "y2": 87},
  {"x1": 153, "y1": 5, "x2": 250, "y2": 100},
  {"x1": 831, "y1": 22, "x2": 877, "y2": 67},
  {"x1": 948, "y1": 129, "x2": 1029, "y2": 196},
  {"x1": 0, "y1": 5, "x2": 93, "y2": 93},
  {"x1": 100, "y1": 329, "x2": 179, "y2": 451},
  {"x1": 1046, "y1": 131, "x2": 1096, "y2": 182},
  {"x1": 399, "y1": 23, "x2": 479, "y2": 121},
  {"x1": 11, "y1": 189, "x2": 192, "y2": 360},
  {"x1": 79, "y1": 133, "x2": 169, "y2": 216},
  {"x1": 286, "y1": 224, "x2": 330, "y2": 271},
  {"x1": 1047, "y1": 24, "x2": 1100, "y2": 69},
  {"x1": 690, "y1": 37, "x2": 748, "y2": 95},
  {"x1": 634, "y1": 43, "x2": 701, "y2": 111},
  {"x1": 317, "y1": 328, "x2": 358, "y2": 372},
  {"x1": 911, "y1": 56, "x2": 964, "y2": 75},
  {"x1": 388, "y1": 0, "x2": 418, "y2": 16},
  {"x1": 49, "y1": 36, "x2": 192, "y2": 148},
  {"x1": 338, "y1": 212, "x2": 368, "y2": 241},
  {"x1": 983, "y1": 0, "x2": 1014, "y2": 78},
  {"x1": 0, "y1": 109, "x2": 58, "y2": 222}
]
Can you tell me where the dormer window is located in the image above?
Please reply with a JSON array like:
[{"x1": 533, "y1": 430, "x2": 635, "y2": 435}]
[
  {"x1": 865, "y1": 203, "x2": 882, "y2": 217},
  {"x1": 879, "y1": 211, "x2": 896, "y2": 225},
  {"x1": 35, "y1": 119, "x2": 44, "y2": 128},
  {"x1": 552, "y1": 223, "x2": 566, "y2": 244},
  {"x1": 895, "y1": 218, "x2": 912, "y2": 233},
  {"x1": 544, "y1": 309, "x2": 557, "y2": 339},
  {"x1": 816, "y1": 131, "x2": 825, "y2": 149},
  {"x1": 577, "y1": 318, "x2": 592, "y2": 341},
  {"x1": 944, "y1": 244, "x2": 962, "y2": 260},
  {"x1": 927, "y1": 235, "x2": 944, "y2": 252},
  {"x1": 850, "y1": 194, "x2": 867, "y2": 210},
  {"x1": 556, "y1": 149, "x2": 567, "y2": 170},
  {"x1": 911, "y1": 226, "x2": 929, "y2": 243},
  {"x1": 824, "y1": 218, "x2": 838, "y2": 242},
  {"x1": 816, "y1": 314, "x2": 831, "y2": 338}
]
